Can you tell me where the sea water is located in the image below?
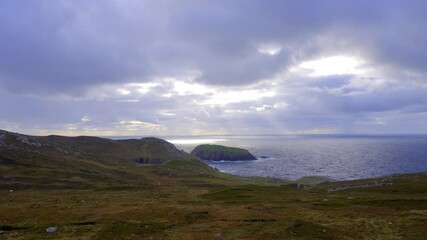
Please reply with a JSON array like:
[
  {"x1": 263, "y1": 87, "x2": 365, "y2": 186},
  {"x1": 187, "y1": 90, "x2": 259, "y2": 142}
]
[{"x1": 167, "y1": 135, "x2": 427, "y2": 180}]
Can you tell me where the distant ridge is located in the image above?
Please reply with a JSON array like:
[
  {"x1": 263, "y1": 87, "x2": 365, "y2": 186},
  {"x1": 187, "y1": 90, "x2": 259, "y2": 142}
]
[{"x1": 0, "y1": 129, "x2": 188, "y2": 164}]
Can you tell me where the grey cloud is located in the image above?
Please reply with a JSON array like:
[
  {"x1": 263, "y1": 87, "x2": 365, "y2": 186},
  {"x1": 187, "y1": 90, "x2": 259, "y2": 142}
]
[
  {"x1": 282, "y1": 84, "x2": 427, "y2": 115},
  {"x1": 0, "y1": 1, "x2": 152, "y2": 94},
  {"x1": 1, "y1": 0, "x2": 427, "y2": 135},
  {"x1": 1, "y1": 0, "x2": 427, "y2": 95}
]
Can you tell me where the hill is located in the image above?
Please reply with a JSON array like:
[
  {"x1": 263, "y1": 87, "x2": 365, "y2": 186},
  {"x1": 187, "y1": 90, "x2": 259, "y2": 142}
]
[
  {"x1": 191, "y1": 144, "x2": 257, "y2": 161},
  {"x1": 0, "y1": 129, "x2": 280, "y2": 189}
]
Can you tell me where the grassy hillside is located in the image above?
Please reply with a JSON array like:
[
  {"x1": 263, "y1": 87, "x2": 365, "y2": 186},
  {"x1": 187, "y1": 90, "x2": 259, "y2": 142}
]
[
  {"x1": 1, "y1": 172, "x2": 426, "y2": 239},
  {"x1": 0, "y1": 130, "x2": 284, "y2": 189},
  {"x1": 0, "y1": 129, "x2": 426, "y2": 239}
]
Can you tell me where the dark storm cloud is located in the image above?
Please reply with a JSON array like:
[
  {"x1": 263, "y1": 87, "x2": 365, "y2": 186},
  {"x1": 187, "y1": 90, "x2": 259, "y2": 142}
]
[
  {"x1": 1, "y1": 0, "x2": 426, "y2": 94},
  {"x1": 0, "y1": 1, "x2": 152, "y2": 94}
]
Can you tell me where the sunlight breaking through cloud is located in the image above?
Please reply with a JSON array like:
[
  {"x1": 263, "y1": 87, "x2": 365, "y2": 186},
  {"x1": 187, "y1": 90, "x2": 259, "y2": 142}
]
[
  {"x1": 201, "y1": 90, "x2": 276, "y2": 105},
  {"x1": 173, "y1": 81, "x2": 213, "y2": 96},
  {"x1": 258, "y1": 43, "x2": 282, "y2": 55},
  {"x1": 80, "y1": 116, "x2": 91, "y2": 122},
  {"x1": 297, "y1": 56, "x2": 364, "y2": 76},
  {"x1": 116, "y1": 120, "x2": 162, "y2": 131}
]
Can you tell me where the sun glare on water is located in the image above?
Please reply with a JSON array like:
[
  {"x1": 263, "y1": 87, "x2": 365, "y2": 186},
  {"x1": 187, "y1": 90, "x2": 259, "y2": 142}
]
[{"x1": 166, "y1": 138, "x2": 228, "y2": 145}]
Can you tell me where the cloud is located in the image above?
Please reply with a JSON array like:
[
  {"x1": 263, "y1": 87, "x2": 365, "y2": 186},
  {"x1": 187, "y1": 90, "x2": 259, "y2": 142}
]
[
  {"x1": 80, "y1": 116, "x2": 91, "y2": 122},
  {"x1": 1, "y1": 1, "x2": 427, "y2": 135},
  {"x1": 1, "y1": 0, "x2": 424, "y2": 94},
  {"x1": 116, "y1": 120, "x2": 163, "y2": 131}
]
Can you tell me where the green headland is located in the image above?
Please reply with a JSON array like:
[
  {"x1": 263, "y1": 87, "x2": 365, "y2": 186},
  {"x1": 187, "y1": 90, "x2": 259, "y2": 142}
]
[{"x1": 191, "y1": 144, "x2": 257, "y2": 161}]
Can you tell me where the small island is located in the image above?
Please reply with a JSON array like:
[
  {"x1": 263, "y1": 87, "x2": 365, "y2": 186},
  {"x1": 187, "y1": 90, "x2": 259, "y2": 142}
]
[{"x1": 191, "y1": 144, "x2": 257, "y2": 161}]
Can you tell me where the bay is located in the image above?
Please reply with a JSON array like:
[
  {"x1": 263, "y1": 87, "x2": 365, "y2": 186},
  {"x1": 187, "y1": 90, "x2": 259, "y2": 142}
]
[{"x1": 167, "y1": 135, "x2": 427, "y2": 180}]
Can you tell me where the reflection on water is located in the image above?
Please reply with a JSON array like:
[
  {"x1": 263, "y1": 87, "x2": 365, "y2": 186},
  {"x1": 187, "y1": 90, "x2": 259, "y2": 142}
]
[
  {"x1": 166, "y1": 138, "x2": 228, "y2": 145},
  {"x1": 172, "y1": 135, "x2": 427, "y2": 181}
]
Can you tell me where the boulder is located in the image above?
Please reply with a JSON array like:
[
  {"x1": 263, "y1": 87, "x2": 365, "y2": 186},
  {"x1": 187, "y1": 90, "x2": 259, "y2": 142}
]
[{"x1": 46, "y1": 226, "x2": 58, "y2": 233}]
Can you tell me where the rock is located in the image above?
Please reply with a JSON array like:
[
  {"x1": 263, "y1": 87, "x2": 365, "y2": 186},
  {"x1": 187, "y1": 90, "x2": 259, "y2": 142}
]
[
  {"x1": 46, "y1": 226, "x2": 58, "y2": 233},
  {"x1": 327, "y1": 178, "x2": 393, "y2": 193},
  {"x1": 133, "y1": 157, "x2": 165, "y2": 164},
  {"x1": 214, "y1": 232, "x2": 222, "y2": 238},
  {"x1": 191, "y1": 144, "x2": 257, "y2": 161}
]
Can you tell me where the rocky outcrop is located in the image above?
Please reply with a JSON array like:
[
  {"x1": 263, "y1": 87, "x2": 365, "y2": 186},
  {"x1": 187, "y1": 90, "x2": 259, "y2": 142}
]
[
  {"x1": 327, "y1": 178, "x2": 393, "y2": 193},
  {"x1": 133, "y1": 157, "x2": 165, "y2": 164},
  {"x1": 191, "y1": 144, "x2": 257, "y2": 161}
]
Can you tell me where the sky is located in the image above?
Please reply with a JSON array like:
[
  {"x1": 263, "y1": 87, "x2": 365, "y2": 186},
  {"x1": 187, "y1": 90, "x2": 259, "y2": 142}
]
[{"x1": 1, "y1": 0, "x2": 427, "y2": 136}]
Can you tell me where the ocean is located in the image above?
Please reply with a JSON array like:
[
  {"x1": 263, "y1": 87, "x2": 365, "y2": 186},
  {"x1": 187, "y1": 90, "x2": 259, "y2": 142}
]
[{"x1": 165, "y1": 135, "x2": 427, "y2": 181}]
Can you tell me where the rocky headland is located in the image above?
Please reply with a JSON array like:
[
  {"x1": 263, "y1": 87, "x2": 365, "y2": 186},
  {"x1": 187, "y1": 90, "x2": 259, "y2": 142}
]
[{"x1": 191, "y1": 144, "x2": 257, "y2": 161}]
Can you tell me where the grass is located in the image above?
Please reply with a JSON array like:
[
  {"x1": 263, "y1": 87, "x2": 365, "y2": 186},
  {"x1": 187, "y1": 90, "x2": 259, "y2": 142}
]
[{"x1": 0, "y1": 172, "x2": 426, "y2": 239}]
